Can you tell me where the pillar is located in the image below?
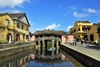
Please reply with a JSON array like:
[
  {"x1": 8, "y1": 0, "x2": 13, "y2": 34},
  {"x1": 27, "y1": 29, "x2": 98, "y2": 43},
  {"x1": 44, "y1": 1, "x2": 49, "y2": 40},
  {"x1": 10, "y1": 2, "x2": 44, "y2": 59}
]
[
  {"x1": 38, "y1": 40, "x2": 40, "y2": 55},
  {"x1": 56, "y1": 41, "x2": 59, "y2": 55},
  {"x1": 42, "y1": 40, "x2": 45, "y2": 56},
  {"x1": 52, "y1": 40, "x2": 54, "y2": 56},
  {"x1": 80, "y1": 26, "x2": 82, "y2": 32},
  {"x1": 58, "y1": 41, "x2": 60, "y2": 54}
]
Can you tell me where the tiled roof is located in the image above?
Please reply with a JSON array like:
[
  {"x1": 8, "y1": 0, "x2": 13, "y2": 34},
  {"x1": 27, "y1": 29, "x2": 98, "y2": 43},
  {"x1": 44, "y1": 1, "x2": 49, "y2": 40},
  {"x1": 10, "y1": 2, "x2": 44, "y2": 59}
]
[
  {"x1": 76, "y1": 21, "x2": 91, "y2": 23},
  {"x1": 0, "y1": 13, "x2": 30, "y2": 26},
  {"x1": 0, "y1": 13, "x2": 8, "y2": 16},
  {"x1": 9, "y1": 13, "x2": 24, "y2": 19},
  {"x1": 34, "y1": 30, "x2": 64, "y2": 35},
  {"x1": 9, "y1": 13, "x2": 30, "y2": 26}
]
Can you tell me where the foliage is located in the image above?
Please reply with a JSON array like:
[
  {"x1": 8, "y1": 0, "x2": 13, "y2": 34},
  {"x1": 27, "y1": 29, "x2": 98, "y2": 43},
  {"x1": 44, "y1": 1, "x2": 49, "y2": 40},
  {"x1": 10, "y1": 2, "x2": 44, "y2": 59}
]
[
  {"x1": 0, "y1": 40, "x2": 8, "y2": 44},
  {"x1": 60, "y1": 30, "x2": 68, "y2": 34},
  {"x1": 47, "y1": 41, "x2": 52, "y2": 50},
  {"x1": 97, "y1": 22, "x2": 100, "y2": 34}
]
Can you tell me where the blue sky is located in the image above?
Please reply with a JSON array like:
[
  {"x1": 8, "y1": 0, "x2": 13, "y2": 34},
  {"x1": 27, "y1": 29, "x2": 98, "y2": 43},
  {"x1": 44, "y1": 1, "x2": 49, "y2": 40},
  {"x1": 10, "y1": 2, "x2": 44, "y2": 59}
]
[{"x1": 0, "y1": 0, "x2": 100, "y2": 33}]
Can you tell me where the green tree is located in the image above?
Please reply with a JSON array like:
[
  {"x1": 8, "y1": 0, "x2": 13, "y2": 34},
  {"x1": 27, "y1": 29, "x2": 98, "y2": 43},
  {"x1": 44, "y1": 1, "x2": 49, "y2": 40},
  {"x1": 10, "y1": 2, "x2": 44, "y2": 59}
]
[
  {"x1": 60, "y1": 30, "x2": 68, "y2": 34},
  {"x1": 97, "y1": 22, "x2": 100, "y2": 37}
]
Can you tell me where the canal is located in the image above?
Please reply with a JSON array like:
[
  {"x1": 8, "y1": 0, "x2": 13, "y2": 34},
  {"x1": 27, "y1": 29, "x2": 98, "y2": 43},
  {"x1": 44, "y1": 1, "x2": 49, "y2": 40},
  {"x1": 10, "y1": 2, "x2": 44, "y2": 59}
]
[{"x1": 0, "y1": 47, "x2": 85, "y2": 67}]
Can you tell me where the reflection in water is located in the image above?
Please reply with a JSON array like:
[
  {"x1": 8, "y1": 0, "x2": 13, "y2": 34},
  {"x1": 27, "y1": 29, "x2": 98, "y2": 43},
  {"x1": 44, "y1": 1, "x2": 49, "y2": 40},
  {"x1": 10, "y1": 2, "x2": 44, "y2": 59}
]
[
  {"x1": 28, "y1": 53, "x2": 74, "y2": 67},
  {"x1": 29, "y1": 54, "x2": 35, "y2": 60},
  {"x1": 0, "y1": 50, "x2": 35, "y2": 67},
  {"x1": 28, "y1": 46, "x2": 75, "y2": 67},
  {"x1": 0, "y1": 46, "x2": 85, "y2": 67}
]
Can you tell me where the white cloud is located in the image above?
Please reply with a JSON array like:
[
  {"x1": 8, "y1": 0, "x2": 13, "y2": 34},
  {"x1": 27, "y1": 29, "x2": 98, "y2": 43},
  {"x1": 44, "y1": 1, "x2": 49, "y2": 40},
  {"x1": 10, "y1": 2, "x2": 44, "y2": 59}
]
[
  {"x1": 0, "y1": 9, "x2": 21, "y2": 13},
  {"x1": 29, "y1": 21, "x2": 35, "y2": 33},
  {"x1": 29, "y1": 23, "x2": 60, "y2": 33},
  {"x1": 69, "y1": 6, "x2": 77, "y2": 10},
  {"x1": 44, "y1": 23, "x2": 60, "y2": 30},
  {"x1": 63, "y1": 6, "x2": 76, "y2": 17},
  {"x1": 87, "y1": 8, "x2": 97, "y2": 13},
  {"x1": 0, "y1": 0, "x2": 30, "y2": 8},
  {"x1": 73, "y1": 11, "x2": 89, "y2": 18},
  {"x1": 63, "y1": 13, "x2": 67, "y2": 17},
  {"x1": 58, "y1": 5, "x2": 62, "y2": 8},
  {"x1": 37, "y1": 28, "x2": 40, "y2": 30},
  {"x1": 67, "y1": 25, "x2": 73, "y2": 32},
  {"x1": 11, "y1": 10, "x2": 21, "y2": 13},
  {"x1": 30, "y1": 27, "x2": 40, "y2": 33},
  {"x1": 63, "y1": 11, "x2": 70, "y2": 16}
]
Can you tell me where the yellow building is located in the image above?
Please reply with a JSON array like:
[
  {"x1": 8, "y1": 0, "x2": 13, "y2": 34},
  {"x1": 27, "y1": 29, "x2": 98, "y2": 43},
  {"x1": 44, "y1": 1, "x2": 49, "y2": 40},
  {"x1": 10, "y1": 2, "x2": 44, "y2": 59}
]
[
  {"x1": 0, "y1": 13, "x2": 30, "y2": 43},
  {"x1": 70, "y1": 21, "x2": 93, "y2": 39},
  {"x1": 87, "y1": 23, "x2": 100, "y2": 44}
]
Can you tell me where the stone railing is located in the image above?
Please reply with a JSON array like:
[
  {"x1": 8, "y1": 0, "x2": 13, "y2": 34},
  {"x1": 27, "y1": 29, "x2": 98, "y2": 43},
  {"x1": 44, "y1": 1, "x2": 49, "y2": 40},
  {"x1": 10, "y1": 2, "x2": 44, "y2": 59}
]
[
  {"x1": 35, "y1": 37, "x2": 61, "y2": 41},
  {"x1": 0, "y1": 41, "x2": 35, "y2": 49},
  {"x1": 0, "y1": 41, "x2": 35, "y2": 58},
  {"x1": 60, "y1": 45, "x2": 100, "y2": 67}
]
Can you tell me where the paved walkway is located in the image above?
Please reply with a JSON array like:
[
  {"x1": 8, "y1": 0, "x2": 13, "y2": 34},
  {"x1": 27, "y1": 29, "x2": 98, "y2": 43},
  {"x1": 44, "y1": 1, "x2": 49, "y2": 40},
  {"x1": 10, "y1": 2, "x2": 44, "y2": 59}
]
[{"x1": 62, "y1": 42, "x2": 100, "y2": 62}]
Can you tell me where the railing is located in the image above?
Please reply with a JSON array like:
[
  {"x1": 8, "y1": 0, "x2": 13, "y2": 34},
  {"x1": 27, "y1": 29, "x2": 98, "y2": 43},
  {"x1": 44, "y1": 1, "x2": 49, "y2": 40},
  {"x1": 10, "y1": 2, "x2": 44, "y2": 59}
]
[
  {"x1": 77, "y1": 31, "x2": 87, "y2": 33},
  {"x1": 35, "y1": 37, "x2": 61, "y2": 41}
]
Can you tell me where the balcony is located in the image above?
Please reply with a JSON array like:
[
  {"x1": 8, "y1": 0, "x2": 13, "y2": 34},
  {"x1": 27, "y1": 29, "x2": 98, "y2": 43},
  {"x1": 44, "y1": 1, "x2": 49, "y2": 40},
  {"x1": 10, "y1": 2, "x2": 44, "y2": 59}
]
[
  {"x1": 15, "y1": 27, "x2": 29, "y2": 34},
  {"x1": 0, "y1": 23, "x2": 5, "y2": 28},
  {"x1": 77, "y1": 30, "x2": 88, "y2": 34}
]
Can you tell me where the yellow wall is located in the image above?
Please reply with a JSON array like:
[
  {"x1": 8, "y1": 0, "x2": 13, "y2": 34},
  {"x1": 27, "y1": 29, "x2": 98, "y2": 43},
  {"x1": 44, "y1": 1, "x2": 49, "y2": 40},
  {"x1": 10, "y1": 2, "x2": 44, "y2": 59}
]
[
  {"x1": 0, "y1": 14, "x2": 30, "y2": 43},
  {"x1": 87, "y1": 24, "x2": 100, "y2": 44},
  {"x1": 70, "y1": 21, "x2": 92, "y2": 39},
  {"x1": 0, "y1": 14, "x2": 14, "y2": 41}
]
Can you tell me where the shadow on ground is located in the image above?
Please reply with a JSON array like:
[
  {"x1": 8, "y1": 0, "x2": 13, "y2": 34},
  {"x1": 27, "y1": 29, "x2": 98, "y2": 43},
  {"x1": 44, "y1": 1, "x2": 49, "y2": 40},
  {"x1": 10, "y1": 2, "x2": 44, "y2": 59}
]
[{"x1": 88, "y1": 45, "x2": 100, "y2": 50}]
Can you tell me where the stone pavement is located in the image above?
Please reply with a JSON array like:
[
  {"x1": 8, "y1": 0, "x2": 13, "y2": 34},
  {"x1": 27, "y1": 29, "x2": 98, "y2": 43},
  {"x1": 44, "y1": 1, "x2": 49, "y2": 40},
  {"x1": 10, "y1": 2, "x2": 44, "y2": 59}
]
[{"x1": 62, "y1": 42, "x2": 100, "y2": 62}]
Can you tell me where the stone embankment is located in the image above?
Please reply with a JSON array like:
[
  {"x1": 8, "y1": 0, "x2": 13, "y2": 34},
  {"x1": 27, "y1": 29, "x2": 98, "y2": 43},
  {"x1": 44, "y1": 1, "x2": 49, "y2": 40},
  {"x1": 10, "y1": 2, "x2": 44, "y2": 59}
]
[
  {"x1": 60, "y1": 43, "x2": 100, "y2": 67},
  {"x1": 0, "y1": 42, "x2": 35, "y2": 58}
]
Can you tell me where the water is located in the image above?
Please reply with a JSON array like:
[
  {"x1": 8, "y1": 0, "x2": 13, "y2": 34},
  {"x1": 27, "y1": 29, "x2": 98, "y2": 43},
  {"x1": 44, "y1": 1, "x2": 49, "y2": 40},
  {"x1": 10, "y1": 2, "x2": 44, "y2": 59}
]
[{"x1": 0, "y1": 49, "x2": 85, "y2": 67}]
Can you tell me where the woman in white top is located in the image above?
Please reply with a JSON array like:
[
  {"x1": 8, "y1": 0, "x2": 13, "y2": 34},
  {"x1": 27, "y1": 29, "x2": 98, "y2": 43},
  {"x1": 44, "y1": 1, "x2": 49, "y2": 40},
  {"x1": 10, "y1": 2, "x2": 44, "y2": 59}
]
[{"x1": 95, "y1": 39, "x2": 98, "y2": 46}]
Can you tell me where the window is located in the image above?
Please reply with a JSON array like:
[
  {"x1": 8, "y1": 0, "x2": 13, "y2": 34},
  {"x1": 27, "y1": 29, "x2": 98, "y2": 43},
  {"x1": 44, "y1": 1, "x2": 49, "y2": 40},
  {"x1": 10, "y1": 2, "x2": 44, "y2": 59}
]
[
  {"x1": 74, "y1": 30, "x2": 76, "y2": 32},
  {"x1": 27, "y1": 27, "x2": 28, "y2": 31},
  {"x1": 71, "y1": 31, "x2": 73, "y2": 33},
  {"x1": 23, "y1": 34, "x2": 25, "y2": 39},
  {"x1": 78, "y1": 28, "x2": 80, "y2": 31},
  {"x1": 6, "y1": 20, "x2": 9, "y2": 26},
  {"x1": 87, "y1": 26, "x2": 91, "y2": 30},
  {"x1": 17, "y1": 22, "x2": 20, "y2": 28},
  {"x1": 26, "y1": 35, "x2": 29, "y2": 39},
  {"x1": 90, "y1": 34, "x2": 94, "y2": 41},
  {"x1": 21, "y1": 25, "x2": 24, "y2": 29},
  {"x1": 15, "y1": 21, "x2": 17, "y2": 24}
]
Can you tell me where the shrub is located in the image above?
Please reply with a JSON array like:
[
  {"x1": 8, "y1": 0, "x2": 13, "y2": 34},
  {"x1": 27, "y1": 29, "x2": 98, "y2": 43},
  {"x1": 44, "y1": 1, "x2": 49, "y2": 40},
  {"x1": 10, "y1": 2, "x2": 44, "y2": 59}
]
[{"x1": 0, "y1": 40, "x2": 8, "y2": 44}]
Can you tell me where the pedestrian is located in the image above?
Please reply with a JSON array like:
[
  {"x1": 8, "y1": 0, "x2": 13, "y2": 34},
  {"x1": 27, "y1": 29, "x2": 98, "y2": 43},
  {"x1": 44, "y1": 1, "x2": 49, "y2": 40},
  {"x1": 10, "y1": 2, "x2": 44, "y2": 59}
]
[
  {"x1": 66, "y1": 40, "x2": 68, "y2": 44},
  {"x1": 73, "y1": 38, "x2": 77, "y2": 46},
  {"x1": 81, "y1": 39, "x2": 84, "y2": 45},
  {"x1": 86, "y1": 39, "x2": 89, "y2": 47},
  {"x1": 70, "y1": 40, "x2": 73, "y2": 45},
  {"x1": 94, "y1": 39, "x2": 98, "y2": 46},
  {"x1": 84, "y1": 38, "x2": 87, "y2": 43}
]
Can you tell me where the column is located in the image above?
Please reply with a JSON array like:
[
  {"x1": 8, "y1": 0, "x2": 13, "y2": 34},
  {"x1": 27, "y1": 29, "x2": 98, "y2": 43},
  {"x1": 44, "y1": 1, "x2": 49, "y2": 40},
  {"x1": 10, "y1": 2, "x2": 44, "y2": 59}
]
[
  {"x1": 52, "y1": 40, "x2": 54, "y2": 56},
  {"x1": 80, "y1": 26, "x2": 82, "y2": 32},
  {"x1": 38, "y1": 40, "x2": 40, "y2": 55},
  {"x1": 58, "y1": 41, "x2": 60, "y2": 54},
  {"x1": 42, "y1": 40, "x2": 45, "y2": 56},
  {"x1": 56, "y1": 41, "x2": 59, "y2": 55}
]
